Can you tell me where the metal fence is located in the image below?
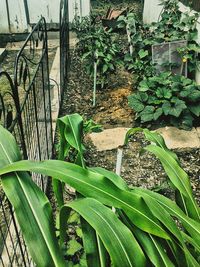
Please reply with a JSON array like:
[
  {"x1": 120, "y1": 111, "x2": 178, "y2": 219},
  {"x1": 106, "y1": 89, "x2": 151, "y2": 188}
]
[
  {"x1": 14, "y1": 17, "x2": 53, "y2": 191},
  {"x1": 0, "y1": 71, "x2": 32, "y2": 267},
  {"x1": 60, "y1": 0, "x2": 70, "y2": 100},
  {"x1": 0, "y1": 17, "x2": 53, "y2": 266}
]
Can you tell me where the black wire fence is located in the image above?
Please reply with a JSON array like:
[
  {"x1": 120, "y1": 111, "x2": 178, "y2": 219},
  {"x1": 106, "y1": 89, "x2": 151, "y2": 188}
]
[
  {"x1": 60, "y1": 0, "x2": 70, "y2": 101},
  {"x1": 0, "y1": 0, "x2": 69, "y2": 265}
]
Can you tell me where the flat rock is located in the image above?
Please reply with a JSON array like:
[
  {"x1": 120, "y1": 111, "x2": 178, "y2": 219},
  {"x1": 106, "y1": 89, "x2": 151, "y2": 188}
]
[
  {"x1": 0, "y1": 48, "x2": 6, "y2": 63},
  {"x1": 196, "y1": 127, "x2": 200, "y2": 139},
  {"x1": 89, "y1": 127, "x2": 129, "y2": 151},
  {"x1": 156, "y1": 127, "x2": 200, "y2": 149}
]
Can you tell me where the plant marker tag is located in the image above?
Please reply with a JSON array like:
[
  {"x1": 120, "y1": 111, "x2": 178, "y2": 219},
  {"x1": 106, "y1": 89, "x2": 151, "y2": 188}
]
[{"x1": 112, "y1": 148, "x2": 123, "y2": 213}]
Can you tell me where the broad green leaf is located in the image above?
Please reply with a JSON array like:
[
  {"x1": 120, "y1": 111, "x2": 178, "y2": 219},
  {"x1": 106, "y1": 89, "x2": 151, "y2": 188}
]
[
  {"x1": 140, "y1": 106, "x2": 154, "y2": 122},
  {"x1": 103, "y1": 64, "x2": 108, "y2": 74},
  {"x1": 138, "y1": 80, "x2": 149, "y2": 92},
  {"x1": 156, "y1": 87, "x2": 172, "y2": 99},
  {"x1": 187, "y1": 89, "x2": 200, "y2": 102},
  {"x1": 55, "y1": 113, "x2": 85, "y2": 206},
  {"x1": 58, "y1": 115, "x2": 104, "y2": 266},
  {"x1": 169, "y1": 99, "x2": 187, "y2": 117},
  {"x1": 0, "y1": 126, "x2": 65, "y2": 267},
  {"x1": 181, "y1": 111, "x2": 194, "y2": 129},
  {"x1": 0, "y1": 160, "x2": 170, "y2": 239},
  {"x1": 68, "y1": 198, "x2": 146, "y2": 267},
  {"x1": 138, "y1": 49, "x2": 148, "y2": 59},
  {"x1": 188, "y1": 104, "x2": 200, "y2": 116},
  {"x1": 162, "y1": 100, "x2": 187, "y2": 117},
  {"x1": 128, "y1": 92, "x2": 148, "y2": 112},
  {"x1": 154, "y1": 107, "x2": 163, "y2": 120},
  {"x1": 145, "y1": 145, "x2": 200, "y2": 220},
  {"x1": 148, "y1": 96, "x2": 164, "y2": 105}
]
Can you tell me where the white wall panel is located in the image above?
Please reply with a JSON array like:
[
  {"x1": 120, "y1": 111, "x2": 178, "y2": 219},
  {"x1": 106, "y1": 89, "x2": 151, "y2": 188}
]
[
  {"x1": 0, "y1": 0, "x2": 90, "y2": 33},
  {"x1": 0, "y1": 0, "x2": 27, "y2": 33}
]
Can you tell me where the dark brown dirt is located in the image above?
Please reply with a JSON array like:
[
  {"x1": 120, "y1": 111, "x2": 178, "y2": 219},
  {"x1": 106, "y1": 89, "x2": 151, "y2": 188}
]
[{"x1": 60, "y1": 49, "x2": 200, "y2": 204}]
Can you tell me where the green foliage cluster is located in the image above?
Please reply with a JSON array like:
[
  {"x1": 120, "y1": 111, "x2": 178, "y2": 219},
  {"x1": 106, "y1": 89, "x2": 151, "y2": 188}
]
[
  {"x1": 118, "y1": 0, "x2": 200, "y2": 128},
  {"x1": 75, "y1": 0, "x2": 199, "y2": 99},
  {"x1": 75, "y1": 19, "x2": 121, "y2": 89},
  {"x1": 118, "y1": 0, "x2": 200, "y2": 83},
  {"x1": 128, "y1": 72, "x2": 200, "y2": 128},
  {"x1": 82, "y1": 27, "x2": 121, "y2": 89},
  {"x1": 0, "y1": 115, "x2": 200, "y2": 266}
]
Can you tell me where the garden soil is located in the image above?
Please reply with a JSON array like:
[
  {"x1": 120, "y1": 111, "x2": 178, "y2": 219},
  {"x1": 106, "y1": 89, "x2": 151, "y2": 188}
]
[{"x1": 60, "y1": 50, "x2": 200, "y2": 205}]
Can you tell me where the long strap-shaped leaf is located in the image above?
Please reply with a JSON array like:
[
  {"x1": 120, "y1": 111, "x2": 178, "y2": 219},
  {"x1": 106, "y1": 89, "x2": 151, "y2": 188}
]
[
  {"x1": 58, "y1": 114, "x2": 108, "y2": 266},
  {"x1": 132, "y1": 190, "x2": 199, "y2": 264},
  {"x1": 58, "y1": 113, "x2": 85, "y2": 166},
  {"x1": 0, "y1": 127, "x2": 65, "y2": 267},
  {"x1": 145, "y1": 144, "x2": 200, "y2": 221},
  {"x1": 118, "y1": 210, "x2": 178, "y2": 267},
  {"x1": 143, "y1": 129, "x2": 179, "y2": 162},
  {"x1": 53, "y1": 113, "x2": 85, "y2": 207},
  {"x1": 0, "y1": 160, "x2": 169, "y2": 239},
  {"x1": 135, "y1": 188, "x2": 200, "y2": 244},
  {"x1": 67, "y1": 198, "x2": 146, "y2": 267}
]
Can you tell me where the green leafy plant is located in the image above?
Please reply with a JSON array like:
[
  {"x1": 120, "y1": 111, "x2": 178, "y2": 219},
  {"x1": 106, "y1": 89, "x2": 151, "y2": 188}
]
[
  {"x1": 0, "y1": 118, "x2": 200, "y2": 266},
  {"x1": 71, "y1": 16, "x2": 94, "y2": 40},
  {"x1": 128, "y1": 72, "x2": 200, "y2": 128},
  {"x1": 118, "y1": 0, "x2": 200, "y2": 84},
  {"x1": 177, "y1": 43, "x2": 200, "y2": 74},
  {"x1": 54, "y1": 114, "x2": 102, "y2": 207},
  {"x1": 153, "y1": 0, "x2": 199, "y2": 42},
  {"x1": 78, "y1": 24, "x2": 121, "y2": 89}
]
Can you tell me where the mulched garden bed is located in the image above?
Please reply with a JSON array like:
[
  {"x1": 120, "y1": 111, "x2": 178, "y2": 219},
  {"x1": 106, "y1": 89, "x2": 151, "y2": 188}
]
[
  {"x1": 57, "y1": 0, "x2": 200, "y2": 207},
  {"x1": 59, "y1": 50, "x2": 200, "y2": 204}
]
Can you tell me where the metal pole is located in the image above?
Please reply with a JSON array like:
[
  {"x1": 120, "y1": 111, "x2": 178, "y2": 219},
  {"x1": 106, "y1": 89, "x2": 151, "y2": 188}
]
[{"x1": 5, "y1": 0, "x2": 11, "y2": 33}]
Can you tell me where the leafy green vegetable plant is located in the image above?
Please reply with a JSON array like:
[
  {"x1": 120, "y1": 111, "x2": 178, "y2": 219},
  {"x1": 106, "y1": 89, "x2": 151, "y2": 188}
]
[
  {"x1": 128, "y1": 72, "x2": 200, "y2": 128},
  {"x1": 177, "y1": 43, "x2": 200, "y2": 74},
  {"x1": 0, "y1": 118, "x2": 200, "y2": 266},
  {"x1": 118, "y1": 0, "x2": 200, "y2": 84},
  {"x1": 78, "y1": 24, "x2": 121, "y2": 89}
]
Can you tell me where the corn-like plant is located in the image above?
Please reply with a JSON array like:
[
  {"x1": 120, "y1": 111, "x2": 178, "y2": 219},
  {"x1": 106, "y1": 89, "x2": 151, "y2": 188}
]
[{"x1": 0, "y1": 116, "x2": 200, "y2": 266}]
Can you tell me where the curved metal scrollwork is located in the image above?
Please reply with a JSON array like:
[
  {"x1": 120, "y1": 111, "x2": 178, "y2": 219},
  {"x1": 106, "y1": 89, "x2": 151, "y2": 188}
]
[
  {"x1": 12, "y1": 16, "x2": 53, "y2": 191},
  {"x1": 0, "y1": 71, "x2": 17, "y2": 130},
  {"x1": 0, "y1": 15, "x2": 54, "y2": 267},
  {"x1": 14, "y1": 17, "x2": 48, "y2": 95}
]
